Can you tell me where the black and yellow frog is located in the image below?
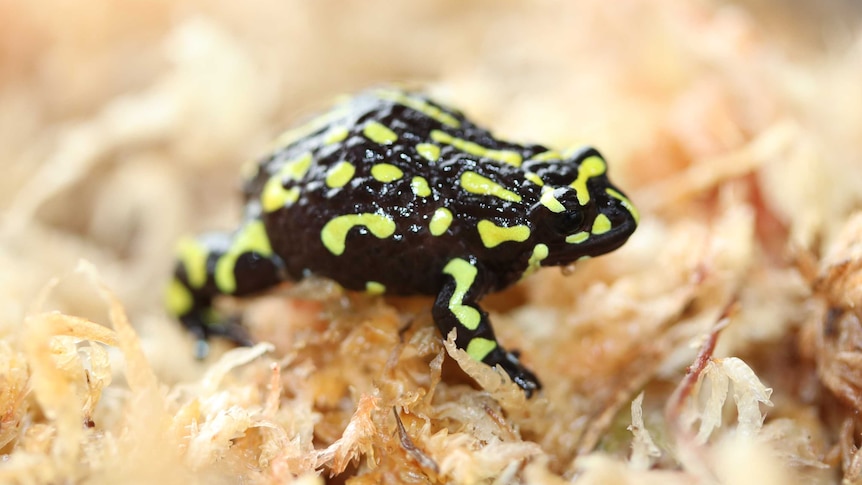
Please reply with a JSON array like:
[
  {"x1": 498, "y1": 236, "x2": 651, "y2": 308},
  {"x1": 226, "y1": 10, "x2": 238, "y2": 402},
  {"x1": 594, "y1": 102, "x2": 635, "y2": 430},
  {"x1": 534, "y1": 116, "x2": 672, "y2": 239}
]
[{"x1": 166, "y1": 88, "x2": 639, "y2": 396}]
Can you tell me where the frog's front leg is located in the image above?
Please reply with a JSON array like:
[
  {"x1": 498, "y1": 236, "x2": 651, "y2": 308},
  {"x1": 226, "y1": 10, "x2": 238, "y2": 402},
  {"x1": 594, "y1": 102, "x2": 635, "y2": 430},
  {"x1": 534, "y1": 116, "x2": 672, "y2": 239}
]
[
  {"x1": 432, "y1": 257, "x2": 541, "y2": 396},
  {"x1": 165, "y1": 219, "x2": 285, "y2": 357}
]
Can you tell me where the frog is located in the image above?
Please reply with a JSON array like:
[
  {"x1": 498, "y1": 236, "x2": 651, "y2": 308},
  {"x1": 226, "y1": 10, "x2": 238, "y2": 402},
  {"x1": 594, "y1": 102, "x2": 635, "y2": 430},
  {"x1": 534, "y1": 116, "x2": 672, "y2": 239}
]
[{"x1": 165, "y1": 88, "x2": 639, "y2": 396}]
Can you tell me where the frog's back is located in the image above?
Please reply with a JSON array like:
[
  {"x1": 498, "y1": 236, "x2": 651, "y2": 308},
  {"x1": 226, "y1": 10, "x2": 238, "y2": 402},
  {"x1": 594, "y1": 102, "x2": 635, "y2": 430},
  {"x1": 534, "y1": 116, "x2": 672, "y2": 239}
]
[
  {"x1": 169, "y1": 88, "x2": 639, "y2": 395},
  {"x1": 248, "y1": 89, "x2": 550, "y2": 295}
]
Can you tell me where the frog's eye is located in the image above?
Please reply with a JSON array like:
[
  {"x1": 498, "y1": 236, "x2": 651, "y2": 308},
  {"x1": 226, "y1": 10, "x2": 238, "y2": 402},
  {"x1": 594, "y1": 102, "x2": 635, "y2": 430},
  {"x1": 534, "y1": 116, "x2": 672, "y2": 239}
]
[{"x1": 553, "y1": 210, "x2": 586, "y2": 235}]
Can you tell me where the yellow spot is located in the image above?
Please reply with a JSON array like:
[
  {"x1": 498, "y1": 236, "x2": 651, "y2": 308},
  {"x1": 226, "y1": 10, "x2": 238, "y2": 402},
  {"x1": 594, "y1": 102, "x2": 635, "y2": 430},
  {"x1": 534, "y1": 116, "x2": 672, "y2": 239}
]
[
  {"x1": 442, "y1": 258, "x2": 481, "y2": 331},
  {"x1": 416, "y1": 143, "x2": 441, "y2": 162},
  {"x1": 321, "y1": 213, "x2": 397, "y2": 256},
  {"x1": 363, "y1": 121, "x2": 398, "y2": 145},
  {"x1": 477, "y1": 220, "x2": 531, "y2": 248},
  {"x1": 566, "y1": 231, "x2": 590, "y2": 244},
  {"x1": 522, "y1": 243, "x2": 549, "y2": 279},
  {"x1": 591, "y1": 214, "x2": 612, "y2": 235},
  {"x1": 325, "y1": 161, "x2": 356, "y2": 188},
  {"x1": 411, "y1": 176, "x2": 431, "y2": 197},
  {"x1": 261, "y1": 179, "x2": 300, "y2": 212},
  {"x1": 431, "y1": 130, "x2": 522, "y2": 167},
  {"x1": 324, "y1": 127, "x2": 349, "y2": 145},
  {"x1": 165, "y1": 278, "x2": 193, "y2": 317},
  {"x1": 376, "y1": 89, "x2": 461, "y2": 128},
  {"x1": 177, "y1": 237, "x2": 209, "y2": 289},
  {"x1": 366, "y1": 281, "x2": 386, "y2": 295},
  {"x1": 283, "y1": 152, "x2": 313, "y2": 180},
  {"x1": 466, "y1": 337, "x2": 497, "y2": 361},
  {"x1": 606, "y1": 188, "x2": 640, "y2": 224},
  {"x1": 525, "y1": 172, "x2": 544, "y2": 186},
  {"x1": 260, "y1": 152, "x2": 313, "y2": 213},
  {"x1": 569, "y1": 155, "x2": 607, "y2": 205},
  {"x1": 460, "y1": 171, "x2": 522, "y2": 203},
  {"x1": 429, "y1": 208, "x2": 453, "y2": 236},
  {"x1": 529, "y1": 150, "x2": 563, "y2": 162},
  {"x1": 214, "y1": 220, "x2": 274, "y2": 294},
  {"x1": 371, "y1": 163, "x2": 404, "y2": 183},
  {"x1": 539, "y1": 187, "x2": 566, "y2": 213}
]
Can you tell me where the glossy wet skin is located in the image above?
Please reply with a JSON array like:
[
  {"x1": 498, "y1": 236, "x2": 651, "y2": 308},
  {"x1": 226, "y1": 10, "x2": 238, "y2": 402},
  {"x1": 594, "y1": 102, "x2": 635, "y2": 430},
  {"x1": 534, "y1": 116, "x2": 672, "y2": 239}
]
[{"x1": 167, "y1": 89, "x2": 638, "y2": 396}]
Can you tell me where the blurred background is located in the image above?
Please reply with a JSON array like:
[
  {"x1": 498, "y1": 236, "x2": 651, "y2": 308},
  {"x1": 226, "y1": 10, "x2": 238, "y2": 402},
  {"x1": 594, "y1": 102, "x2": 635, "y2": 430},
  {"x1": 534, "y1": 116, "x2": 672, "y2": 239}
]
[{"x1": 1, "y1": 0, "x2": 862, "y2": 482}]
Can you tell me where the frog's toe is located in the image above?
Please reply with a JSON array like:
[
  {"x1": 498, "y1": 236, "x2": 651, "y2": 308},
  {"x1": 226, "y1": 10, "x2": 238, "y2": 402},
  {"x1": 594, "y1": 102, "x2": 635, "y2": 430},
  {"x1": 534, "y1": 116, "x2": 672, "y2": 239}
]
[
  {"x1": 181, "y1": 313, "x2": 252, "y2": 359},
  {"x1": 492, "y1": 350, "x2": 542, "y2": 397},
  {"x1": 218, "y1": 317, "x2": 254, "y2": 347}
]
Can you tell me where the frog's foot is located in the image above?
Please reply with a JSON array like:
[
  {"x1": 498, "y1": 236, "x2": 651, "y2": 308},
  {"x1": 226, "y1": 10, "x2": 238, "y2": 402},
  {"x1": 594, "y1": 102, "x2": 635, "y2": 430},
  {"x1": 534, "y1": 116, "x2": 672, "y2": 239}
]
[
  {"x1": 181, "y1": 312, "x2": 252, "y2": 359},
  {"x1": 483, "y1": 347, "x2": 542, "y2": 397},
  {"x1": 432, "y1": 257, "x2": 542, "y2": 397},
  {"x1": 165, "y1": 220, "x2": 284, "y2": 357}
]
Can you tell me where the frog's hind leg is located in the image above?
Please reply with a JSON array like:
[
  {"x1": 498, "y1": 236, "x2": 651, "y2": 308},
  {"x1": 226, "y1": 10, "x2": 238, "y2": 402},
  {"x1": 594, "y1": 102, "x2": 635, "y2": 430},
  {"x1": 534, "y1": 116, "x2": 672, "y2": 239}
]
[
  {"x1": 432, "y1": 257, "x2": 541, "y2": 396},
  {"x1": 165, "y1": 219, "x2": 285, "y2": 357}
]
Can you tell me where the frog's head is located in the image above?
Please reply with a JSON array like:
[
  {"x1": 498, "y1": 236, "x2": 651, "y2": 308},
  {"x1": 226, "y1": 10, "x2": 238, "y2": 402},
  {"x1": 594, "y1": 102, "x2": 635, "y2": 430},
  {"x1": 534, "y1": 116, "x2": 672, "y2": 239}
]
[{"x1": 525, "y1": 147, "x2": 638, "y2": 265}]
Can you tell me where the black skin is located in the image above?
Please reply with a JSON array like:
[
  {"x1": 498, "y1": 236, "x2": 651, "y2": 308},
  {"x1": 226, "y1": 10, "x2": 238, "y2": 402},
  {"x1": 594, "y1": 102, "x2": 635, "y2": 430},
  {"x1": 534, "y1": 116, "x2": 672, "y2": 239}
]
[{"x1": 169, "y1": 89, "x2": 638, "y2": 397}]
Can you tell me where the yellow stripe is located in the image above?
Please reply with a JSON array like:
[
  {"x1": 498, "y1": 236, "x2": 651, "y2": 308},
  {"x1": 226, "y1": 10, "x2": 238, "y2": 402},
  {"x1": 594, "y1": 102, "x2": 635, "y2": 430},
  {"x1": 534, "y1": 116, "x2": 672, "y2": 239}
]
[
  {"x1": 376, "y1": 89, "x2": 461, "y2": 128},
  {"x1": 325, "y1": 161, "x2": 356, "y2": 188},
  {"x1": 522, "y1": 243, "x2": 549, "y2": 279},
  {"x1": 442, "y1": 258, "x2": 481, "y2": 331},
  {"x1": 416, "y1": 143, "x2": 441, "y2": 162},
  {"x1": 214, "y1": 220, "x2": 274, "y2": 294},
  {"x1": 529, "y1": 150, "x2": 563, "y2": 162},
  {"x1": 606, "y1": 188, "x2": 640, "y2": 224},
  {"x1": 466, "y1": 337, "x2": 497, "y2": 361},
  {"x1": 371, "y1": 163, "x2": 404, "y2": 183},
  {"x1": 431, "y1": 130, "x2": 522, "y2": 167},
  {"x1": 569, "y1": 155, "x2": 606, "y2": 205},
  {"x1": 321, "y1": 213, "x2": 397, "y2": 256},
  {"x1": 176, "y1": 237, "x2": 209, "y2": 289},
  {"x1": 363, "y1": 121, "x2": 398, "y2": 145},
  {"x1": 477, "y1": 220, "x2": 531, "y2": 248},
  {"x1": 429, "y1": 208, "x2": 453, "y2": 236},
  {"x1": 460, "y1": 171, "x2": 522, "y2": 203},
  {"x1": 164, "y1": 278, "x2": 194, "y2": 316},
  {"x1": 539, "y1": 187, "x2": 566, "y2": 213},
  {"x1": 524, "y1": 172, "x2": 544, "y2": 186},
  {"x1": 591, "y1": 214, "x2": 612, "y2": 235},
  {"x1": 411, "y1": 176, "x2": 431, "y2": 197}
]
